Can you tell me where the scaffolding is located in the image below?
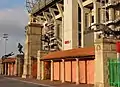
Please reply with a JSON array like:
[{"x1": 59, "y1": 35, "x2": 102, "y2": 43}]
[
  {"x1": 26, "y1": 0, "x2": 61, "y2": 14},
  {"x1": 100, "y1": 0, "x2": 120, "y2": 25},
  {"x1": 26, "y1": 0, "x2": 39, "y2": 13},
  {"x1": 42, "y1": 22, "x2": 58, "y2": 52}
]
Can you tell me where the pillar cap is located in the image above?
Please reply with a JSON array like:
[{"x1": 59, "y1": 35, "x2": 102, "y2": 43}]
[{"x1": 95, "y1": 38, "x2": 119, "y2": 44}]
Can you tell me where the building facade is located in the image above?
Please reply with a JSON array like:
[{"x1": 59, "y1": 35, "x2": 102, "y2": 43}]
[
  {"x1": 25, "y1": 0, "x2": 120, "y2": 49},
  {"x1": 1, "y1": 58, "x2": 17, "y2": 76},
  {"x1": 38, "y1": 47, "x2": 95, "y2": 85},
  {"x1": 0, "y1": 55, "x2": 24, "y2": 76},
  {"x1": 22, "y1": 0, "x2": 120, "y2": 85}
]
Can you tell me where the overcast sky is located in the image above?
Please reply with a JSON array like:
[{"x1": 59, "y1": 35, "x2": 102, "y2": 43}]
[{"x1": 0, "y1": 0, "x2": 28, "y2": 57}]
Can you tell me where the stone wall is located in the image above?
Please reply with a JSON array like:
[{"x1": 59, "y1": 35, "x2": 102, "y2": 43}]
[{"x1": 94, "y1": 38, "x2": 117, "y2": 87}]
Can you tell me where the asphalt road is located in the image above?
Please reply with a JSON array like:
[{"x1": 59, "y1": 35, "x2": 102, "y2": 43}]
[{"x1": 0, "y1": 76, "x2": 50, "y2": 87}]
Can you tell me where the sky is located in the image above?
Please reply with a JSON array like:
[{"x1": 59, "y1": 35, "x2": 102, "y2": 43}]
[{"x1": 0, "y1": 0, "x2": 28, "y2": 57}]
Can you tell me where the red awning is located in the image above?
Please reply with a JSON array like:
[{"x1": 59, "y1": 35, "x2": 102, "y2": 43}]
[
  {"x1": 41, "y1": 47, "x2": 95, "y2": 60},
  {"x1": 2, "y1": 58, "x2": 16, "y2": 63}
]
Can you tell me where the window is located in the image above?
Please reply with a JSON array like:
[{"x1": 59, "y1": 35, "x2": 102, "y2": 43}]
[
  {"x1": 98, "y1": 8, "x2": 101, "y2": 23},
  {"x1": 85, "y1": 13, "x2": 88, "y2": 28},
  {"x1": 78, "y1": 33, "x2": 81, "y2": 47},
  {"x1": 92, "y1": 16, "x2": 94, "y2": 23},
  {"x1": 57, "y1": 24, "x2": 61, "y2": 39},
  {"x1": 106, "y1": 10, "x2": 109, "y2": 21},
  {"x1": 78, "y1": 7, "x2": 81, "y2": 22},
  {"x1": 78, "y1": 7, "x2": 81, "y2": 47}
]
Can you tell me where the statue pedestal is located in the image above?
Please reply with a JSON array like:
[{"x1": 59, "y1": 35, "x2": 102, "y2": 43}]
[{"x1": 16, "y1": 54, "x2": 24, "y2": 77}]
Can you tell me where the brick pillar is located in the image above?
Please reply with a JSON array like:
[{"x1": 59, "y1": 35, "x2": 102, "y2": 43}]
[
  {"x1": 0, "y1": 65, "x2": 1, "y2": 75},
  {"x1": 0, "y1": 63, "x2": 3, "y2": 75},
  {"x1": 22, "y1": 16, "x2": 42, "y2": 78},
  {"x1": 15, "y1": 59, "x2": 17, "y2": 76},
  {"x1": 76, "y1": 58, "x2": 80, "y2": 84},
  {"x1": 1, "y1": 64, "x2": 3, "y2": 75},
  {"x1": 12, "y1": 63, "x2": 14, "y2": 76},
  {"x1": 51, "y1": 60, "x2": 54, "y2": 81},
  {"x1": 61, "y1": 59, "x2": 65, "y2": 83},
  {"x1": 28, "y1": 56, "x2": 32, "y2": 78},
  {"x1": 37, "y1": 51, "x2": 41, "y2": 80},
  {"x1": 8, "y1": 63, "x2": 10, "y2": 76},
  {"x1": 5, "y1": 63, "x2": 7, "y2": 75},
  {"x1": 41, "y1": 61, "x2": 44, "y2": 80},
  {"x1": 0, "y1": 63, "x2": 1, "y2": 75},
  {"x1": 22, "y1": 58, "x2": 28, "y2": 78},
  {"x1": 94, "y1": 38, "x2": 117, "y2": 87}
]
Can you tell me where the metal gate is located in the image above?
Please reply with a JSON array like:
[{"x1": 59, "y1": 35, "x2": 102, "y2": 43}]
[{"x1": 108, "y1": 58, "x2": 120, "y2": 87}]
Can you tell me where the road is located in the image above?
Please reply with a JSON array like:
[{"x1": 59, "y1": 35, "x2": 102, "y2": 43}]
[{"x1": 0, "y1": 76, "x2": 50, "y2": 87}]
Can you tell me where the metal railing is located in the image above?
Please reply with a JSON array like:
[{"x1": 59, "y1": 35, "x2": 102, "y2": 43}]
[{"x1": 31, "y1": 0, "x2": 56, "y2": 14}]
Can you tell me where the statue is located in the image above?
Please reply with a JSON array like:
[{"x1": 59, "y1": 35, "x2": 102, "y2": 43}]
[
  {"x1": 18, "y1": 43, "x2": 24, "y2": 54},
  {"x1": 2, "y1": 52, "x2": 14, "y2": 59}
]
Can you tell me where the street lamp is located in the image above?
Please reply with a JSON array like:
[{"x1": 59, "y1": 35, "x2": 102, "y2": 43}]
[{"x1": 3, "y1": 34, "x2": 8, "y2": 56}]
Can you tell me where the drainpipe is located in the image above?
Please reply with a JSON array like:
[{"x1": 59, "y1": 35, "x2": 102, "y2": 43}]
[{"x1": 77, "y1": 0, "x2": 85, "y2": 48}]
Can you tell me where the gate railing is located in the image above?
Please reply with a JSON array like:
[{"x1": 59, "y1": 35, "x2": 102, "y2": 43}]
[{"x1": 108, "y1": 58, "x2": 120, "y2": 87}]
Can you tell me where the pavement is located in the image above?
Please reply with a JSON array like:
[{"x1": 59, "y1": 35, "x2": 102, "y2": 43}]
[
  {"x1": 0, "y1": 76, "x2": 49, "y2": 87},
  {"x1": 1, "y1": 75, "x2": 94, "y2": 87}
]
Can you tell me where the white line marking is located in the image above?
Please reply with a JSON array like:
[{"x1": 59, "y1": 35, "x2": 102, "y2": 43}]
[{"x1": 4, "y1": 77, "x2": 55, "y2": 87}]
